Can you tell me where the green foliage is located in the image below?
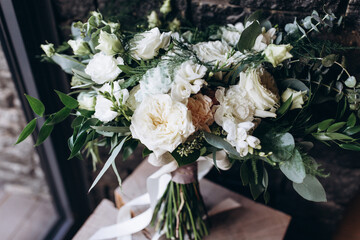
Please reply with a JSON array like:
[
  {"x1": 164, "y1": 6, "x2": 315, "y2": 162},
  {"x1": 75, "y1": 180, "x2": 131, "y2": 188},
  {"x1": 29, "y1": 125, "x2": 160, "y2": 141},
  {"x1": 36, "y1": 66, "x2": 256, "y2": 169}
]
[
  {"x1": 35, "y1": 117, "x2": 54, "y2": 146},
  {"x1": 15, "y1": 119, "x2": 37, "y2": 144},
  {"x1": 237, "y1": 21, "x2": 262, "y2": 53},
  {"x1": 54, "y1": 90, "x2": 79, "y2": 109},
  {"x1": 203, "y1": 132, "x2": 240, "y2": 158},
  {"x1": 25, "y1": 94, "x2": 45, "y2": 117},
  {"x1": 293, "y1": 174, "x2": 327, "y2": 202}
]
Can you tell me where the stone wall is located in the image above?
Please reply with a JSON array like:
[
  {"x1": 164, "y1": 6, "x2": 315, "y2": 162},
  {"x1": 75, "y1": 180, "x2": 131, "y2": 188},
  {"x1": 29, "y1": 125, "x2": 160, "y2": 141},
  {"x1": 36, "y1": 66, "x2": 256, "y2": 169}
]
[{"x1": 0, "y1": 44, "x2": 49, "y2": 196}]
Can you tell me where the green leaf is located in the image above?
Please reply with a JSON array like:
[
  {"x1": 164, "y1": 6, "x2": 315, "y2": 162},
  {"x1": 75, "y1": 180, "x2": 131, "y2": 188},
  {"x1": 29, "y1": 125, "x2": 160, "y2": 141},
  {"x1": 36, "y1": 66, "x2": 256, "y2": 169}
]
[
  {"x1": 54, "y1": 90, "x2": 79, "y2": 109},
  {"x1": 318, "y1": 119, "x2": 335, "y2": 131},
  {"x1": 51, "y1": 53, "x2": 85, "y2": 74},
  {"x1": 263, "y1": 132, "x2": 295, "y2": 162},
  {"x1": 237, "y1": 21, "x2": 262, "y2": 53},
  {"x1": 249, "y1": 182, "x2": 265, "y2": 200},
  {"x1": 89, "y1": 137, "x2": 127, "y2": 192},
  {"x1": 240, "y1": 161, "x2": 249, "y2": 186},
  {"x1": 228, "y1": 63, "x2": 247, "y2": 85},
  {"x1": 321, "y1": 54, "x2": 338, "y2": 67},
  {"x1": 48, "y1": 107, "x2": 72, "y2": 125},
  {"x1": 327, "y1": 122, "x2": 346, "y2": 133},
  {"x1": 142, "y1": 147, "x2": 152, "y2": 158},
  {"x1": 71, "y1": 116, "x2": 85, "y2": 128},
  {"x1": 171, "y1": 149, "x2": 200, "y2": 166},
  {"x1": 123, "y1": 141, "x2": 138, "y2": 161},
  {"x1": 112, "y1": 161, "x2": 122, "y2": 186},
  {"x1": 343, "y1": 126, "x2": 360, "y2": 136},
  {"x1": 293, "y1": 175, "x2": 327, "y2": 202},
  {"x1": 279, "y1": 149, "x2": 306, "y2": 183},
  {"x1": 77, "y1": 109, "x2": 95, "y2": 118},
  {"x1": 339, "y1": 143, "x2": 360, "y2": 151},
  {"x1": 279, "y1": 79, "x2": 309, "y2": 92},
  {"x1": 15, "y1": 119, "x2": 37, "y2": 144},
  {"x1": 347, "y1": 113, "x2": 356, "y2": 127},
  {"x1": 245, "y1": 10, "x2": 263, "y2": 24},
  {"x1": 68, "y1": 131, "x2": 87, "y2": 159},
  {"x1": 203, "y1": 132, "x2": 240, "y2": 158},
  {"x1": 312, "y1": 132, "x2": 354, "y2": 141},
  {"x1": 91, "y1": 126, "x2": 130, "y2": 134},
  {"x1": 344, "y1": 76, "x2": 356, "y2": 88},
  {"x1": 25, "y1": 94, "x2": 45, "y2": 117},
  {"x1": 277, "y1": 95, "x2": 293, "y2": 116},
  {"x1": 35, "y1": 118, "x2": 54, "y2": 146}
]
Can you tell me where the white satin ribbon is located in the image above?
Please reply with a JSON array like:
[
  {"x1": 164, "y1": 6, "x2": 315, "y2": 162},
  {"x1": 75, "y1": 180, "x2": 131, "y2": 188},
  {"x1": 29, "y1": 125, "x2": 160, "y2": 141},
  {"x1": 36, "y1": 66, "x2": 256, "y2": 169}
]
[{"x1": 90, "y1": 154, "x2": 225, "y2": 240}]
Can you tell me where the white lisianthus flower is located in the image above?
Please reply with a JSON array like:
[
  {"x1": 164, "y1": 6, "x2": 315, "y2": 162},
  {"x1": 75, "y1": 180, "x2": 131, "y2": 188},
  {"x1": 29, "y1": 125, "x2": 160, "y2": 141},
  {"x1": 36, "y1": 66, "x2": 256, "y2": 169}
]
[
  {"x1": 77, "y1": 92, "x2": 96, "y2": 111},
  {"x1": 130, "y1": 94, "x2": 195, "y2": 157},
  {"x1": 223, "y1": 120, "x2": 260, "y2": 157},
  {"x1": 239, "y1": 67, "x2": 279, "y2": 118},
  {"x1": 170, "y1": 61, "x2": 207, "y2": 102},
  {"x1": 131, "y1": 28, "x2": 171, "y2": 60},
  {"x1": 193, "y1": 41, "x2": 233, "y2": 67},
  {"x1": 214, "y1": 86, "x2": 255, "y2": 126},
  {"x1": 281, "y1": 88, "x2": 308, "y2": 110},
  {"x1": 263, "y1": 44, "x2": 293, "y2": 67},
  {"x1": 95, "y1": 30, "x2": 124, "y2": 56},
  {"x1": 220, "y1": 22, "x2": 245, "y2": 46},
  {"x1": 93, "y1": 81, "x2": 129, "y2": 122},
  {"x1": 85, "y1": 52, "x2": 124, "y2": 84},
  {"x1": 68, "y1": 39, "x2": 91, "y2": 55},
  {"x1": 135, "y1": 63, "x2": 173, "y2": 102},
  {"x1": 253, "y1": 28, "x2": 276, "y2": 51},
  {"x1": 41, "y1": 43, "x2": 55, "y2": 57}
]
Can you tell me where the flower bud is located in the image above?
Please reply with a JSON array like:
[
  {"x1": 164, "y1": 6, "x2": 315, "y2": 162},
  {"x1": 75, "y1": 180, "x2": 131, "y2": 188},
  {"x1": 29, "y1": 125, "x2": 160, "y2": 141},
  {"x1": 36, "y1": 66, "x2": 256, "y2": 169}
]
[
  {"x1": 95, "y1": 30, "x2": 124, "y2": 56},
  {"x1": 68, "y1": 39, "x2": 91, "y2": 55},
  {"x1": 281, "y1": 88, "x2": 307, "y2": 110},
  {"x1": 160, "y1": 0, "x2": 172, "y2": 15},
  {"x1": 41, "y1": 43, "x2": 55, "y2": 57},
  {"x1": 263, "y1": 44, "x2": 293, "y2": 67},
  {"x1": 147, "y1": 11, "x2": 161, "y2": 29},
  {"x1": 169, "y1": 18, "x2": 181, "y2": 32}
]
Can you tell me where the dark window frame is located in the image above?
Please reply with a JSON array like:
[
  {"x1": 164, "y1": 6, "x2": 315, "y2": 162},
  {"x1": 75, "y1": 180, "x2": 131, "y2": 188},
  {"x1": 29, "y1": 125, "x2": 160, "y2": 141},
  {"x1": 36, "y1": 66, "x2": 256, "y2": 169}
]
[{"x1": 0, "y1": 0, "x2": 93, "y2": 238}]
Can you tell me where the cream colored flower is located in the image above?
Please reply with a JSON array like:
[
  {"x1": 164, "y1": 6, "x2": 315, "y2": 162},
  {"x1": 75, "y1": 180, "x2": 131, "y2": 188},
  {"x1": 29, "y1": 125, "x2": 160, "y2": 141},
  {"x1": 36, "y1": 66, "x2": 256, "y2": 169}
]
[
  {"x1": 85, "y1": 52, "x2": 124, "y2": 84},
  {"x1": 131, "y1": 28, "x2": 171, "y2": 60},
  {"x1": 193, "y1": 41, "x2": 232, "y2": 67},
  {"x1": 239, "y1": 67, "x2": 279, "y2": 118},
  {"x1": 253, "y1": 28, "x2": 276, "y2": 51},
  {"x1": 281, "y1": 88, "x2": 307, "y2": 110},
  {"x1": 95, "y1": 30, "x2": 123, "y2": 56},
  {"x1": 263, "y1": 44, "x2": 293, "y2": 67},
  {"x1": 68, "y1": 39, "x2": 91, "y2": 55},
  {"x1": 41, "y1": 43, "x2": 55, "y2": 57},
  {"x1": 187, "y1": 94, "x2": 214, "y2": 132},
  {"x1": 130, "y1": 94, "x2": 195, "y2": 157},
  {"x1": 77, "y1": 92, "x2": 96, "y2": 111}
]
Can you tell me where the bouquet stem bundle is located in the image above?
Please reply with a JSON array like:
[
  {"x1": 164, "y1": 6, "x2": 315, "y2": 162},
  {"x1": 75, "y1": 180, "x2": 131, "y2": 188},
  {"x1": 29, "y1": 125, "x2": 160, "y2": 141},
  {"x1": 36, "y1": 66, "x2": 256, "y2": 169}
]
[{"x1": 152, "y1": 162, "x2": 209, "y2": 240}]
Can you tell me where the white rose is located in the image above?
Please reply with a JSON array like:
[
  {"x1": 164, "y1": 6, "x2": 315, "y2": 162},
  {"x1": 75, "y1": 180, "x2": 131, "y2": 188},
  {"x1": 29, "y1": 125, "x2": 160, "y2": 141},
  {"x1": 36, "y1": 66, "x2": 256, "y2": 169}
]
[
  {"x1": 239, "y1": 67, "x2": 279, "y2": 118},
  {"x1": 130, "y1": 94, "x2": 195, "y2": 157},
  {"x1": 253, "y1": 28, "x2": 276, "y2": 51},
  {"x1": 131, "y1": 28, "x2": 171, "y2": 60},
  {"x1": 68, "y1": 39, "x2": 91, "y2": 55},
  {"x1": 94, "y1": 81, "x2": 129, "y2": 122},
  {"x1": 214, "y1": 86, "x2": 255, "y2": 126},
  {"x1": 41, "y1": 43, "x2": 55, "y2": 57},
  {"x1": 77, "y1": 92, "x2": 96, "y2": 111},
  {"x1": 193, "y1": 41, "x2": 232, "y2": 67},
  {"x1": 281, "y1": 88, "x2": 307, "y2": 110},
  {"x1": 135, "y1": 63, "x2": 173, "y2": 102},
  {"x1": 85, "y1": 52, "x2": 124, "y2": 84},
  {"x1": 95, "y1": 30, "x2": 124, "y2": 56},
  {"x1": 220, "y1": 22, "x2": 245, "y2": 46},
  {"x1": 170, "y1": 61, "x2": 207, "y2": 102},
  {"x1": 263, "y1": 44, "x2": 293, "y2": 67}
]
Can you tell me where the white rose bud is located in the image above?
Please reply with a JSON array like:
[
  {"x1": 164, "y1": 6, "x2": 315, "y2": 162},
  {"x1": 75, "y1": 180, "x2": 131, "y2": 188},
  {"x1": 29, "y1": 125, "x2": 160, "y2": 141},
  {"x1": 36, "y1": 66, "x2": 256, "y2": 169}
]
[
  {"x1": 263, "y1": 44, "x2": 293, "y2": 67},
  {"x1": 147, "y1": 11, "x2": 161, "y2": 29},
  {"x1": 68, "y1": 39, "x2": 91, "y2": 55},
  {"x1": 131, "y1": 28, "x2": 171, "y2": 60},
  {"x1": 41, "y1": 43, "x2": 55, "y2": 57},
  {"x1": 160, "y1": 0, "x2": 172, "y2": 15},
  {"x1": 95, "y1": 30, "x2": 124, "y2": 56},
  {"x1": 77, "y1": 92, "x2": 96, "y2": 111},
  {"x1": 281, "y1": 88, "x2": 307, "y2": 110},
  {"x1": 85, "y1": 52, "x2": 124, "y2": 84}
]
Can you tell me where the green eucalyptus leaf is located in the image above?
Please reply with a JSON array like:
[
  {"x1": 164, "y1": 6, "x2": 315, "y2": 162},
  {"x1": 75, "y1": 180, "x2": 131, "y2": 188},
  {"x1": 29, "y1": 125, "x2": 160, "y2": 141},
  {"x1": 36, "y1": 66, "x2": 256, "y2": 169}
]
[
  {"x1": 321, "y1": 54, "x2": 338, "y2": 68},
  {"x1": 344, "y1": 76, "x2": 356, "y2": 88},
  {"x1": 293, "y1": 175, "x2": 327, "y2": 202},
  {"x1": 89, "y1": 137, "x2": 127, "y2": 192},
  {"x1": 237, "y1": 21, "x2": 262, "y2": 53},
  {"x1": 203, "y1": 132, "x2": 240, "y2": 157},
  {"x1": 15, "y1": 119, "x2": 37, "y2": 144},
  {"x1": 263, "y1": 132, "x2": 295, "y2": 162},
  {"x1": 55, "y1": 90, "x2": 79, "y2": 109},
  {"x1": 279, "y1": 78, "x2": 309, "y2": 92},
  {"x1": 25, "y1": 94, "x2": 45, "y2": 117},
  {"x1": 51, "y1": 53, "x2": 85, "y2": 74},
  {"x1": 279, "y1": 149, "x2": 306, "y2": 183},
  {"x1": 91, "y1": 126, "x2": 130, "y2": 134}
]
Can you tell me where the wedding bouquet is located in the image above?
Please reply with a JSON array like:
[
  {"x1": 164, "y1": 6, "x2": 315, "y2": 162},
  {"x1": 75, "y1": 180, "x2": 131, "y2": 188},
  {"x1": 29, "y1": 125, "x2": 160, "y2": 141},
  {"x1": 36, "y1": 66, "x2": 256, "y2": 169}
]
[{"x1": 16, "y1": 5, "x2": 360, "y2": 240}]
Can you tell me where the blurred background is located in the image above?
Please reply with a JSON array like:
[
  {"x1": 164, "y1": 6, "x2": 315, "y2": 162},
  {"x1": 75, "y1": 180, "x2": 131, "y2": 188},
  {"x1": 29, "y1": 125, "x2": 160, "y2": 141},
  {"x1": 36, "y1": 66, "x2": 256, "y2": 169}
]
[{"x1": 0, "y1": 0, "x2": 359, "y2": 239}]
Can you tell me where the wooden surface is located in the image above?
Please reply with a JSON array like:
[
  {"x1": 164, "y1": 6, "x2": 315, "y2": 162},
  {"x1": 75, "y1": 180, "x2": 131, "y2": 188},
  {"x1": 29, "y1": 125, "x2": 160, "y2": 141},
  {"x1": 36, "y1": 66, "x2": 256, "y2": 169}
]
[
  {"x1": 76, "y1": 160, "x2": 291, "y2": 240},
  {"x1": 0, "y1": 188, "x2": 58, "y2": 240}
]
